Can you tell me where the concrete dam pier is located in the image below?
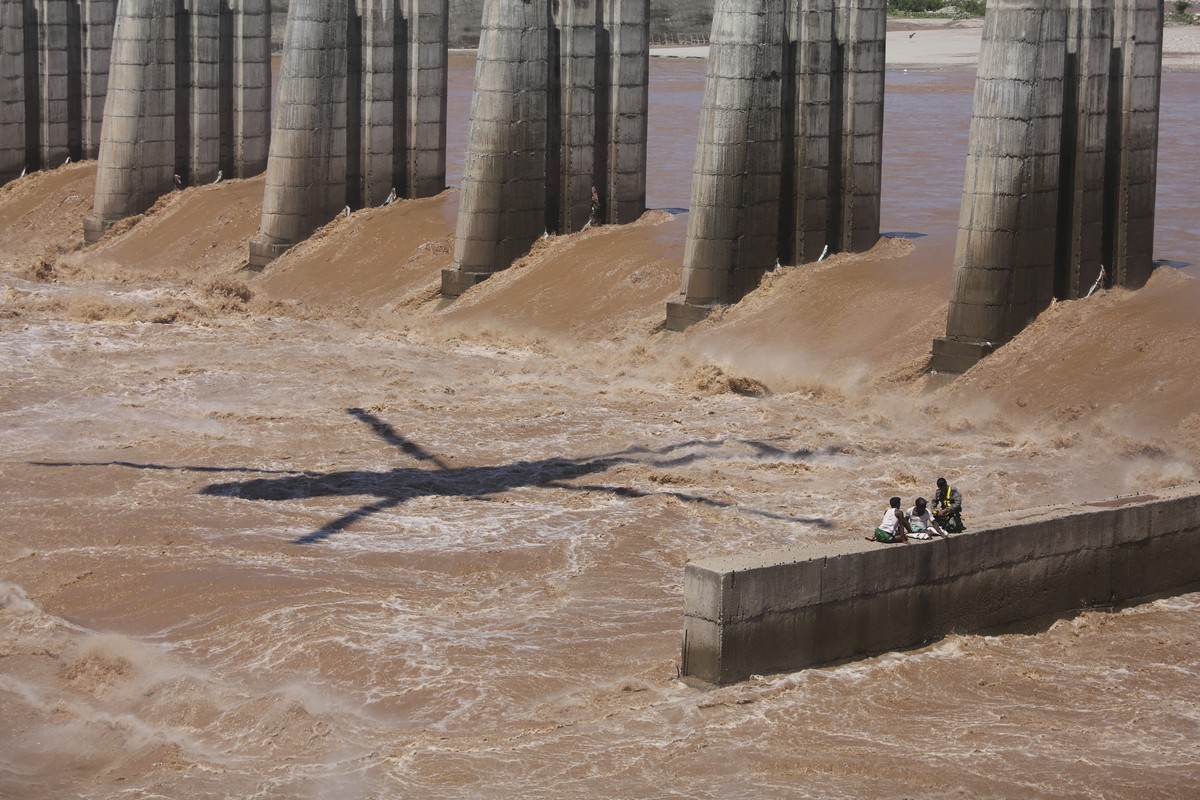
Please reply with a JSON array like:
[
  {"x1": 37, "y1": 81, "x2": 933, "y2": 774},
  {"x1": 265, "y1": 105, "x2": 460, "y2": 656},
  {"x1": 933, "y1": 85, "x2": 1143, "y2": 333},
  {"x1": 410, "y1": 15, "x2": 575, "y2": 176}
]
[
  {"x1": 441, "y1": 0, "x2": 650, "y2": 297},
  {"x1": 931, "y1": 0, "x2": 1163, "y2": 374},
  {"x1": 665, "y1": 0, "x2": 886, "y2": 331},
  {"x1": 249, "y1": 0, "x2": 449, "y2": 268},
  {"x1": 82, "y1": 0, "x2": 272, "y2": 243},
  {"x1": 0, "y1": 0, "x2": 116, "y2": 186},
  {"x1": 682, "y1": 484, "x2": 1200, "y2": 685}
]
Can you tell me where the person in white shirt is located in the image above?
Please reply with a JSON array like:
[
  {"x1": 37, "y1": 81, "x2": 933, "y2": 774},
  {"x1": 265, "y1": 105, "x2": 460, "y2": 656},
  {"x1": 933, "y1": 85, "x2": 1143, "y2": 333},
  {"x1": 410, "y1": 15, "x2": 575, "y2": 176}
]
[
  {"x1": 873, "y1": 497, "x2": 911, "y2": 543},
  {"x1": 906, "y1": 497, "x2": 946, "y2": 539}
]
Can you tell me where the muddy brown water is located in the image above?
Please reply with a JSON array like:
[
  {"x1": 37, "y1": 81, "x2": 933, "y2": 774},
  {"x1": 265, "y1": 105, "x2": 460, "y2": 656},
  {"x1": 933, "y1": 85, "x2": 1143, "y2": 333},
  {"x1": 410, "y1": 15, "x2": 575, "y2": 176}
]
[{"x1": 1, "y1": 58, "x2": 1198, "y2": 798}]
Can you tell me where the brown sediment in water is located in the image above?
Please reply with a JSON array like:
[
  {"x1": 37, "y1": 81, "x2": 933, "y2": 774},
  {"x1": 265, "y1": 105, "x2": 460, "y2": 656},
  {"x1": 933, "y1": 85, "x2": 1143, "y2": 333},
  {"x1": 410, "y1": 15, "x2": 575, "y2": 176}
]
[{"x1": 1, "y1": 55, "x2": 1199, "y2": 800}]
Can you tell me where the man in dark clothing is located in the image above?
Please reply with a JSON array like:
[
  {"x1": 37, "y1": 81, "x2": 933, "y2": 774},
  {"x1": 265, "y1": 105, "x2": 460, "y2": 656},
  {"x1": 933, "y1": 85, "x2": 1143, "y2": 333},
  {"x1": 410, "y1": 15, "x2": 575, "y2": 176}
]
[{"x1": 932, "y1": 477, "x2": 965, "y2": 533}]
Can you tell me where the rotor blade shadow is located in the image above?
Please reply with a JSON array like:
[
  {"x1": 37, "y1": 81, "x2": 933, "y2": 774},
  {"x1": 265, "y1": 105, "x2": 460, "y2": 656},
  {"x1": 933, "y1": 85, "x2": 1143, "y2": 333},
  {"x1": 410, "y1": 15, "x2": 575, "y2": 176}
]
[{"x1": 348, "y1": 407, "x2": 450, "y2": 469}]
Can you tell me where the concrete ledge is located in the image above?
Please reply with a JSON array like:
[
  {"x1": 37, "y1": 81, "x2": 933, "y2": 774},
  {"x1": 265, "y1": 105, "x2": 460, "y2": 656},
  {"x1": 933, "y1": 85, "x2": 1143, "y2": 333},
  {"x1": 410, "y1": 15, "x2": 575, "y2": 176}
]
[
  {"x1": 664, "y1": 300, "x2": 716, "y2": 331},
  {"x1": 930, "y1": 336, "x2": 995, "y2": 374},
  {"x1": 82, "y1": 216, "x2": 115, "y2": 244},
  {"x1": 440, "y1": 268, "x2": 492, "y2": 297},
  {"x1": 681, "y1": 485, "x2": 1200, "y2": 685},
  {"x1": 248, "y1": 237, "x2": 293, "y2": 267}
]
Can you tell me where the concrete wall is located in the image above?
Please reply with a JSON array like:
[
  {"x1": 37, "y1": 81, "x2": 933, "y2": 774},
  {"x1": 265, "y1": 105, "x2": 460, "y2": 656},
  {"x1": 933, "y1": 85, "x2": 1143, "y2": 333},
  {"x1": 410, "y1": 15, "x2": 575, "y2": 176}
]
[{"x1": 682, "y1": 484, "x2": 1200, "y2": 685}]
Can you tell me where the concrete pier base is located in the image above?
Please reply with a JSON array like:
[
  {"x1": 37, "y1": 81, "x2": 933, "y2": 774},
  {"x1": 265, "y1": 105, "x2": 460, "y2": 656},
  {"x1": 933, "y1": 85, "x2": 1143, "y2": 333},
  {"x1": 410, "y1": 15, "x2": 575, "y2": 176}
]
[
  {"x1": 929, "y1": 336, "x2": 995, "y2": 374},
  {"x1": 682, "y1": 484, "x2": 1200, "y2": 685},
  {"x1": 664, "y1": 300, "x2": 715, "y2": 331},
  {"x1": 439, "y1": 267, "x2": 492, "y2": 297}
]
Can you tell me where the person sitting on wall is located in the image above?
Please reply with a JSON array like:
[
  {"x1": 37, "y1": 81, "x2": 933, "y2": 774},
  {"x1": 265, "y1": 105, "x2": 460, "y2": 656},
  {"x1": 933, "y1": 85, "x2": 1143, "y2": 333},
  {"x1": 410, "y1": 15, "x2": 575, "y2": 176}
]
[
  {"x1": 932, "y1": 477, "x2": 966, "y2": 532},
  {"x1": 907, "y1": 497, "x2": 946, "y2": 539},
  {"x1": 873, "y1": 497, "x2": 911, "y2": 543}
]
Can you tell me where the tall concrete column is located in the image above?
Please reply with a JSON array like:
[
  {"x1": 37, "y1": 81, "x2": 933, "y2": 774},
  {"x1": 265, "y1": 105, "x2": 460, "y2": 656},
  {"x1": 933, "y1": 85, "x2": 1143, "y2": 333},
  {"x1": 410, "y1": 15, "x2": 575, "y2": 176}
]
[
  {"x1": 230, "y1": 0, "x2": 271, "y2": 177},
  {"x1": 1055, "y1": 0, "x2": 1111, "y2": 300},
  {"x1": 442, "y1": 0, "x2": 548, "y2": 295},
  {"x1": 832, "y1": 0, "x2": 884, "y2": 254},
  {"x1": 249, "y1": 0, "x2": 349, "y2": 267},
  {"x1": 931, "y1": 0, "x2": 1067, "y2": 374},
  {"x1": 667, "y1": 0, "x2": 884, "y2": 329},
  {"x1": 1, "y1": 0, "x2": 116, "y2": 182},
  {"x1": 673, "y1": 0, "x2": 784, "y2": 313},
  {"x1": 0, "y1": 0, "x2": 23, "y2": 182},
  {"x1": 1106, "y1": 0, "x2": 1162, "y2": 290},
  {"x1": 782, "y1": 0, "x2": 832, "y2": 265},
  {"x1": 549, "y1": 0, "x2": 597, "y2": 235},
  {"x1": 357, "y1": 0, "x2": 450, "y2": 207},
  {"x1": 81, "y1": 0, "x2": 116, "y2": 159},
  {"x1": 599, "y1": 0, "x2": 648, "y2": 225},
  {"x1": 33, "y1": 0, "x2": 72, "y2": 167},
  {"x1": 358, "y1": 0, "x2": 396, "y2": 208},
  {"x1": 403, "y1": 0, "x2": 449, "y2": 199},
  {"x1": 85, "y1": 0, "x2": 177, "y2": 240},
  {"x1": 183, "y1": 0, "x2": 222, "y2": 185}
]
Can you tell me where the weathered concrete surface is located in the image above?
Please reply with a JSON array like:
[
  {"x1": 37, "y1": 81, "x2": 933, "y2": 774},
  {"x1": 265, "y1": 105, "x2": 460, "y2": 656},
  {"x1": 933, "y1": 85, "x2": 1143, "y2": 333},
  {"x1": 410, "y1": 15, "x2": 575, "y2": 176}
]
[
  {"x1": 443, "y1": 0, "x2": 648, "y2": 295},
  {"x1": 444, "y1": 0, "x2": 548, "y2": 290},
  {"x1": 0, "y1": 0, "x2": 24, "y2": 183},
  {"x1": 445, "y1": 0, "x2": 709, "y2": 47},
  {"x1": 0, "y1": 0, "x2": 117, "y2": 184},
  {"x1": 932, "y1": 0, "x2": 1163, "y2": 374},
  {"x1": 1056, "y1": 0, "x2": 1111, "y2": 301},
  {"x1": 679, "y1": 0, "x2": 784, "y2": 309},
  {"x1": 682, "y1": 484, "x2": 1200, "y2": 685},
  {"x1": 82, "y1": 0, "x2": 117, "y2": 159},
  {"x1": 86, "y1": 0, "x2": 177, "y2": 239},
  {"x1": 1106, "y1": 0, "x2": 1163, "y2": 291},
  {"x1": 935, "y1": 1, "x2": 1067, "y2": 365},
  {"x1": 671, "y1": 0, "x2": 885, "y2": 323},
  {"x1": 250, "y1": 0, "x2": 348, "y2": 266},
  {"x1": 86, "y1": 0, "x2": 272, "y2": 243},
  {"x1": 231, "y1": 0, "x2": 273, "y2": 177},
  {"x1": 251, "y1": 0, "x2": 448, "y2": 267},
  {"x1": 405, "y1": 0, "x2": 451, "y2": 199},
  {"x1": 602, "y1": 0, "x2": 651, "y2": 225}
]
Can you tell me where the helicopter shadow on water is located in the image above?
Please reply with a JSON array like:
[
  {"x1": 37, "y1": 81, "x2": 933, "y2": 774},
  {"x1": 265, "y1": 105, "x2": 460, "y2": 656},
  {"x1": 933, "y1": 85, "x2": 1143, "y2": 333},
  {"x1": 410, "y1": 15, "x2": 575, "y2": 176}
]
[{"x1": 37, "y1": 408, "x2": 833, "y2": 544}]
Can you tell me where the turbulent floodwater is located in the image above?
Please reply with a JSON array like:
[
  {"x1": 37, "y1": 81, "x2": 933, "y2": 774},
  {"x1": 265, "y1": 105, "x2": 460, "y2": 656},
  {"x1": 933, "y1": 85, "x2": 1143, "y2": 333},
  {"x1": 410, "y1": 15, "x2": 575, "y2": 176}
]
[{"x1": 1, "y1": 58, "x2": 1199, "y2": 798}]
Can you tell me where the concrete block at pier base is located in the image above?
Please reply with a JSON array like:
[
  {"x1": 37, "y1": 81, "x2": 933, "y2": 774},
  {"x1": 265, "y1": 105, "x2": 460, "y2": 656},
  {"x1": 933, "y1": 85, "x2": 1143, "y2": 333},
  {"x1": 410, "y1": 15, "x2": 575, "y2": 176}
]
[
  {"x1": 248, "y1": 237, "x2": 293, "y2": 268},
  {"x1": 440, "y1": 268, "x2": 492, "y2": 297},
  {"x1": 930, "y1": 336, "x2": 995, "y2": 374},
  {"x1": 682, "y1": 484, "x2": 1200, "y2": 685},
  {"x1": 664, "y1": 300, "x2": 716, "y2": 332},
  {"x1": 82, "y1": 216, "x2": 115, "y2": 245}
]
